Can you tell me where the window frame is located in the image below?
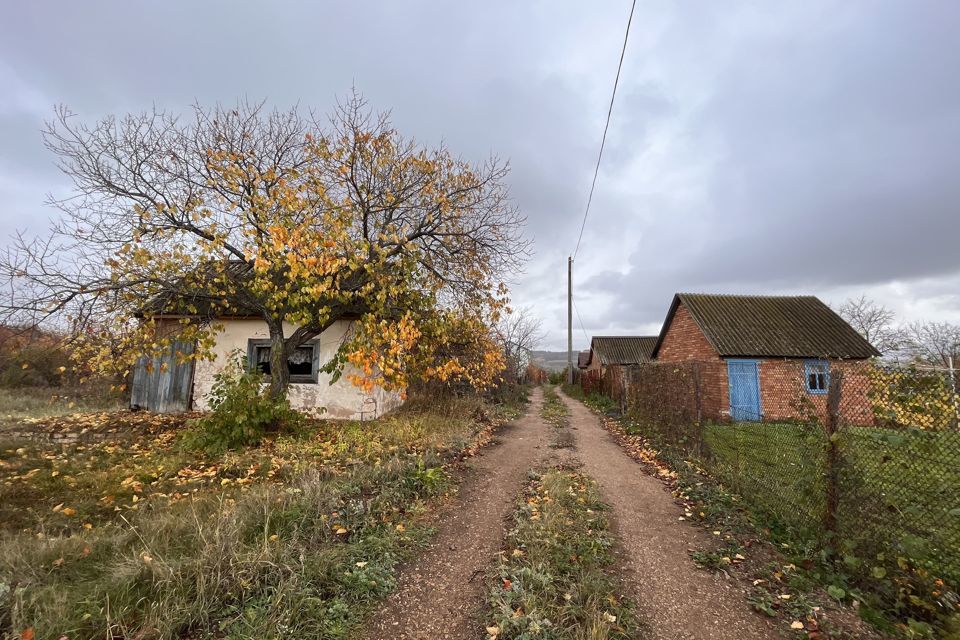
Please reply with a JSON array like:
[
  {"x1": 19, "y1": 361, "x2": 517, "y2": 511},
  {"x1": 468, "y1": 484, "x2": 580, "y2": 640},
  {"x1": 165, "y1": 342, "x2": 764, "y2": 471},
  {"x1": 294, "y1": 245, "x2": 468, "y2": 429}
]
[
  {"x1": 804, "y1": 359, "x2": 830, "y2": 395},
  {"x1": 247, "y1": 339, "x2": 321, "y2": 384}
]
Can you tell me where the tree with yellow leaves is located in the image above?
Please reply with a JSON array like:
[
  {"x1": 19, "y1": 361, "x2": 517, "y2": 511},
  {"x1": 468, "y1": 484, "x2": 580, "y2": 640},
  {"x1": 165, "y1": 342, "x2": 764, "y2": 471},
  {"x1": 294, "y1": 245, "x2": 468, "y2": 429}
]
[{"x1": 0, "y1": 93, "x2": 528, "y2": 397}]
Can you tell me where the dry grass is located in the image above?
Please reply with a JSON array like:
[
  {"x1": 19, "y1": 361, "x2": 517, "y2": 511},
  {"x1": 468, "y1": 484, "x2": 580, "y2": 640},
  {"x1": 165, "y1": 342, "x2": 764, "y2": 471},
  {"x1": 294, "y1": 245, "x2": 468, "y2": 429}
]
[
  {"x1": 0, "y1": 391, "x2": 525, "y2": 639},
  {"x1": 0, "y1": 385, "x2": 125, "y2": 428},
  {"x1": 487, "y1": 469, "x2": 640, "y2": 639}
]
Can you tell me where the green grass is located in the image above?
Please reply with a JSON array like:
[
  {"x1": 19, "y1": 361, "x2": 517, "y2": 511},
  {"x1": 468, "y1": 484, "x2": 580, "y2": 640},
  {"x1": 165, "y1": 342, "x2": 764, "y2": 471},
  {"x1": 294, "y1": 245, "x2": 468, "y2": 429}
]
[
  {"x1": 561, "y1": 384, "x2": 617, "y2": 414},
  {"x1": 541, "y1": 386, "x2": 575, "y2": 449},
  {"x1": 701, "y1": 422, "x2": 827, "y2": 538},
  {"x1": 701, "y1": 423, "x2": 960, "y2": 584},
  {"x1": 693, "y1": 421, "x2": 960, "y2": 633},
  {"x1": 0, "y1": 385, "x2": 125, "y2": 428},
  {"x1": 0, "y1": 392, "x2": 524, "y2": 639},
  {"x1": 486, "y1": 469, "x2": 639, "y2": 639}
]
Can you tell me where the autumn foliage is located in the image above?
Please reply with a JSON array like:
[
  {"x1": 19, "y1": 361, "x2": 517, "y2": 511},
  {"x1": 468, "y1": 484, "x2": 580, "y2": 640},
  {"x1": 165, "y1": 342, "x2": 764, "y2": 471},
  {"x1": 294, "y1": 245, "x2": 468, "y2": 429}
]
[{"x1": 1, "y1": 93, "x2": 527, "y2": 397}]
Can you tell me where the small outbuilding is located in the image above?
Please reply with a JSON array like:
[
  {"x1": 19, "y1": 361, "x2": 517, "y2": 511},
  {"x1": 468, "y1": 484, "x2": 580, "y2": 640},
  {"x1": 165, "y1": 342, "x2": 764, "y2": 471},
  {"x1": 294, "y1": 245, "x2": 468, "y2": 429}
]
[
  {"x1": 576, "y1": 351, "x2": 591, "y2": 370},
  {"x1": 584, "y1": 336, "x2": 658, "y2": 374},
  {"x1": 129, "y1": 276, "x2": 404, "y2": 419},
  {"x1": 651, "y1": 293, "x2": 879, "y2": 422}
]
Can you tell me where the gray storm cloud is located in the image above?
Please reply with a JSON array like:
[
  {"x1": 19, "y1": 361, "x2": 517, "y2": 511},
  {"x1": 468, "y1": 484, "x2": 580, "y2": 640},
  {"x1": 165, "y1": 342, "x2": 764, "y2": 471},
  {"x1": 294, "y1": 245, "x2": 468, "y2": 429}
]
[{"x1": 1, "y1": 1, "x2": 958, "y2": 349}]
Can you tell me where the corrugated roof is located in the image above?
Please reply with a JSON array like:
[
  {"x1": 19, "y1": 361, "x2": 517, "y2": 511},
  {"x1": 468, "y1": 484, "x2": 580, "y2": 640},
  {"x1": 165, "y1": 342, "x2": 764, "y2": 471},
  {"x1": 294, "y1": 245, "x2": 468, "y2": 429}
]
[
  {"x1": 577, "y1": 351, "x2": 591, "y2": 369},
  {"x1": 590, "y1": 336, "x2": 658, "y2": 366},
  {"x1": 652, "y1": 293, "x2": 880, "y2": 359}
]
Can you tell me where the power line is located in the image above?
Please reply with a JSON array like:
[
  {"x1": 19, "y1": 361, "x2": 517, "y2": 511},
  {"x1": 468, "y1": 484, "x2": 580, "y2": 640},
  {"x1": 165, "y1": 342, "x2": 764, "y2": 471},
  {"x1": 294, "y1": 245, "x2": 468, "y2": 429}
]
[
  {"x1": 572, "y1": 0, "x2": 637, "y2": 260},
  {"x1": 572, "y1": 297, "x2": 590, "y2": 344}
]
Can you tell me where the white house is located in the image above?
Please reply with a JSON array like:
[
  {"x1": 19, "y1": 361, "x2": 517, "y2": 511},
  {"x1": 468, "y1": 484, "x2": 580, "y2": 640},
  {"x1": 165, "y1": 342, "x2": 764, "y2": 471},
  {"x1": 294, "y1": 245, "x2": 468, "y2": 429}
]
[{"x1": 130, "y1": 315, "x2": 405, "y2": 420}]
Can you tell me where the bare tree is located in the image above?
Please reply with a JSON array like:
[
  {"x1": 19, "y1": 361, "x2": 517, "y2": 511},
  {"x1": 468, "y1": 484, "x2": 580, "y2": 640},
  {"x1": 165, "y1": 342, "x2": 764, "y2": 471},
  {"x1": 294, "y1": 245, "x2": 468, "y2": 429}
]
[
  {"x1": 905, "y1": 321, "x2": 960, "y2": 368},
  {"x1": 495, "y1": 306, "x2": 544, "y2": 384},
  {"x1": 0, "y1": 94, "x2": 529, "y2": 395},
  {"x1": 837, "y1": 295, "x2": 906, "y2": 356}
]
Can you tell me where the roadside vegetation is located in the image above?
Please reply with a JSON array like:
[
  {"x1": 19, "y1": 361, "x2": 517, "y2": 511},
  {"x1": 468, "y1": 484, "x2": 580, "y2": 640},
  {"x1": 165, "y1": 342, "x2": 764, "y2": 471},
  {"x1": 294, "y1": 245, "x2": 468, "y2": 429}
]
[
  {"x1": 570, "y1": 392, "x2": 910, "y2": 639},
  {"x1": 0, "y1": 387, "x2": 526, "y2": 639},
  {"x1": 541, "y1": 386, "x2": 573, "y2": 449},
  {"x1": 561, "y1": 383, "x2": 617, "y2": 414},
  {"x1": 486, "y1": 469, "x2": 639, "y2": 639}
]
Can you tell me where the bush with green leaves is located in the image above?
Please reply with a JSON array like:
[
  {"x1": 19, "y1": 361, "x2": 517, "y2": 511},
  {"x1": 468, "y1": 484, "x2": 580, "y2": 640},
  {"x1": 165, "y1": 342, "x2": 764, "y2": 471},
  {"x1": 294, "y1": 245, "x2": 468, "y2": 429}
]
[{"x1": 181, "y1": 355, "x2": 303, "y2": 454}]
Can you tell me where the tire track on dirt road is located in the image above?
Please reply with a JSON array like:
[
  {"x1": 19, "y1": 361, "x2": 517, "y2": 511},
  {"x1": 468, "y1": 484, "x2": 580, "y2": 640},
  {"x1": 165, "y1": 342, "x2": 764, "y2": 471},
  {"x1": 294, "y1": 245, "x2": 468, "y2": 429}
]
[
  {"x1": 558, "y1": 388, "x2": 779, "y2": 640},
  {"x1": 362, "y1": 387, "x2": 552, "y2": 640}
]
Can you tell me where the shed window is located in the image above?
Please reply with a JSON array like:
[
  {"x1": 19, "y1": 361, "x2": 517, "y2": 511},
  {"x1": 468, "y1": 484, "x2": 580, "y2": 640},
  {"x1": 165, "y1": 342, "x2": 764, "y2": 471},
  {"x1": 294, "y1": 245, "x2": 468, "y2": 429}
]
[
  {"x1": 805, "y1": 360, "x2": 830, "y2": 394},
  {"x1": 248, "y1": 340, "x2": 319, "y2": 383}
]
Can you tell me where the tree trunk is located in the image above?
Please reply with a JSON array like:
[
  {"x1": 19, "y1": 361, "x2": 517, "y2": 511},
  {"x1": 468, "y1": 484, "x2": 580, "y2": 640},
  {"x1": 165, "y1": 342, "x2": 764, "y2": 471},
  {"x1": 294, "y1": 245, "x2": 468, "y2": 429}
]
[{"x1": 268, "y1": 326, "x2": 290, "y2": 399}]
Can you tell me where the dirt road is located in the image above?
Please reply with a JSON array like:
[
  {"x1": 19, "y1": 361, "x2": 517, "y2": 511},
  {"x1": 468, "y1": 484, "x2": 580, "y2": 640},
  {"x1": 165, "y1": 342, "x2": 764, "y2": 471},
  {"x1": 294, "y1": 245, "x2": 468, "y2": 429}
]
[
  {"x1": 558, "y1": 388, "x2": 778, "y2": 640},
  {"x1": 362, "y1": 387, "x2": 552, "y2": 639},
  {"x1": 362, "y1": 386, "x2": 777, "y2": 639}
]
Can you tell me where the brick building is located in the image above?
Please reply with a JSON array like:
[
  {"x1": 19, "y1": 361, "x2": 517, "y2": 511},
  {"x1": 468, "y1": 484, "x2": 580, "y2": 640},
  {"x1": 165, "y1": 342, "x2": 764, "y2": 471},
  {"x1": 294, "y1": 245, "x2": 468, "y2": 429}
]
[
  {"x1": 584, "y1": 336, "x2": 658, "y2": 374},
  {"x1": 651, "y1": 293, "x2": 880, "y2": 422}
]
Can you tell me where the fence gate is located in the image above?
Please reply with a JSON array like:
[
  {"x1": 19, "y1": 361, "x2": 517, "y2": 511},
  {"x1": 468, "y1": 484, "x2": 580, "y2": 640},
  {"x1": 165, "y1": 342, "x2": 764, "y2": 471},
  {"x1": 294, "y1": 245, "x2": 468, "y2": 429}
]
[
  {"x1": 130, "y1": 340, "x2": 196, "y2": 413},
  {"x1": 728, "y1": 360, "x2": 762, "y2": 421}
]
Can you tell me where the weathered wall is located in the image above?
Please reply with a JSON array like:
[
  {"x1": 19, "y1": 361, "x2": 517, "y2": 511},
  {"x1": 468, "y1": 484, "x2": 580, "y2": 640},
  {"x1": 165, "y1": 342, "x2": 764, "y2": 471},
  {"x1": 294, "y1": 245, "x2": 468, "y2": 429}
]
[
  {"x1": 191, "y1": 319, "x2": 404, "y2": 420},
  {"x1": 655, "y1": 303, "x2": 728, "y2": 419},
  {"x1": 652, "y1": 302, "x2": 872, "y2": 424},
  {"x1": 758, "y1": 359, "x2": 873, "y2": 425}
]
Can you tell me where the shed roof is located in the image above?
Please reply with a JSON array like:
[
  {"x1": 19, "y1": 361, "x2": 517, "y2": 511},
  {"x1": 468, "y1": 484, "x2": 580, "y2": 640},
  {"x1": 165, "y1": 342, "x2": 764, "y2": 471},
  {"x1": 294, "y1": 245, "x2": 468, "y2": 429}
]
[
  {"x1": 589, "y1": 336, "x2": 658, "y2": 366},
  {"x1": 138, "y1": 261, "x2": 263, "y2": 318},
  {"x1": 577, "y1": 350, "x2": 591, "y2": 369},
  {"x1": 652, "y1": 293, "x2": 880, "y2": 359}
]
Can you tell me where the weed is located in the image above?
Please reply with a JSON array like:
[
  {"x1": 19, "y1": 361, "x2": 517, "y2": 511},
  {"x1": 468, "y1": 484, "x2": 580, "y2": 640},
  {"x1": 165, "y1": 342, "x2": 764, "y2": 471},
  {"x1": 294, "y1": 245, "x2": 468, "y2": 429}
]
[
  {"x1": 0, "y1": 391, "x2": 519, "y2": 639},
  {"x1": 485, "y1": 469, "x2": 639, "y2": 639},
  {"x1": 180, "y1": 356, "x2": 303, "y2": 454}
]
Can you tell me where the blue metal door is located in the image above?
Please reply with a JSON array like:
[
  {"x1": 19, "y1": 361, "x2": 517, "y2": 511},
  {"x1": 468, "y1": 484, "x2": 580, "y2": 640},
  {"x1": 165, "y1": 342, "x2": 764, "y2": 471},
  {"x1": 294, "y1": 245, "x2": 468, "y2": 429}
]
[{"x1": 728, "y1": 360, "x2": 761, "y2": 421}]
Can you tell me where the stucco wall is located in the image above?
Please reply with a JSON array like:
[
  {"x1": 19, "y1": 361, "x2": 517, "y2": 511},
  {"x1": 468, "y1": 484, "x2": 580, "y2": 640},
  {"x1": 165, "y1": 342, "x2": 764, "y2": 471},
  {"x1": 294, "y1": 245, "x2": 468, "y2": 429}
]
[{"x1": 191, "y1": 319, "x2": 405, "y2": 420}]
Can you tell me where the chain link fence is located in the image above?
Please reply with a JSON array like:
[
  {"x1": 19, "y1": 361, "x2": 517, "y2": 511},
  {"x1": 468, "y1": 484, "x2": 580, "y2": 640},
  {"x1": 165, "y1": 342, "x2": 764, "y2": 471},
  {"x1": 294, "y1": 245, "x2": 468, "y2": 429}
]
[{"x1": 593, "y1": 360, "x2": 960, "y2": 623}]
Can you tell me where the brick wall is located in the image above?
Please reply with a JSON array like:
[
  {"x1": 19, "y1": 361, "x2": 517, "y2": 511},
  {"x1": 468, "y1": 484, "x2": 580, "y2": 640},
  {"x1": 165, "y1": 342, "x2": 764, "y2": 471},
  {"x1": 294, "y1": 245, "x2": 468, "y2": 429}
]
[
  {"x1": 758, "y1": 359, "x2": 874, "y2": 425},
  {"x1": 656, "y1": 303, "x2": 727, "y2": 419},
  {"x1": 657, "y1": 303, "x2": 721, "y2": 362},
  {"x1": 653, "y1": 302, "x2": 873, "y2": 424}
]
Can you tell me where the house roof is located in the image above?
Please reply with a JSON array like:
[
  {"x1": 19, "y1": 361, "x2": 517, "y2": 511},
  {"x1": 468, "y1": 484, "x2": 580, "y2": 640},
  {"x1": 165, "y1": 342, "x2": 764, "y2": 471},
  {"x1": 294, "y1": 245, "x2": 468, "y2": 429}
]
[
  {"x1": 588, "y1": 336, "x2": 658, "y2": 366},
  {"x1": 138, "y1": 261, "x2": 263, "y2": 318},
  {"x1": 577, "y1": 350, "x2": 591, "y2": 369},
  {"x1": 652, "y1": 293, "x2": 881, "y2": 359}
]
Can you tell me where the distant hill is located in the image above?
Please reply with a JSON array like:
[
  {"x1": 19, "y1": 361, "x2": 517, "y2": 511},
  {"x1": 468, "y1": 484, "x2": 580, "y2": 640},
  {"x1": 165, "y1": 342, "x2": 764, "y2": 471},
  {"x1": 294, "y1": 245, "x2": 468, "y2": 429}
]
[{"x1": 530, "y1": 350, "x2": 581, "y2": 372}]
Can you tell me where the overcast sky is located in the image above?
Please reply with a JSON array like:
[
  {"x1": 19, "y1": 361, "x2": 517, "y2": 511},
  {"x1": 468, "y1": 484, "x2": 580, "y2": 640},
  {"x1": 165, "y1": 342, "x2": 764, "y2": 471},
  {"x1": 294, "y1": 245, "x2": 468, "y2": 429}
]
[{"x1": 2, "y1": 1, "x2": 958, "y2": 350}]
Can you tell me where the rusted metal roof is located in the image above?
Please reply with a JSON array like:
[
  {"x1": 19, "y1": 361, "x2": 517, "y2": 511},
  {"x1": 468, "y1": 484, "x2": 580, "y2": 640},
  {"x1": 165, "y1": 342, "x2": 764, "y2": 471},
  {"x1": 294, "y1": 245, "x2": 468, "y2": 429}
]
[
  {"x1": 652, "y1": 293, "x2": 881, "y2": 359},
  {"x1": 589, "y1": 336, "x2": 658, "y2": 366}
]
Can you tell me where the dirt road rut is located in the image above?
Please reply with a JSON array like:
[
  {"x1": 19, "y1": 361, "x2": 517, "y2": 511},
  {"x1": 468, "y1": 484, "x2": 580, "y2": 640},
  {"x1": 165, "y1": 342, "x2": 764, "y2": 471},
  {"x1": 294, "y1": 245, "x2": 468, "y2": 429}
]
[
  {"x1": 362, "y1": 387, "x2": 551, "y2": 639},
  {"x1": 558, "y1": 389, "x2": 778, "y2": 640}
]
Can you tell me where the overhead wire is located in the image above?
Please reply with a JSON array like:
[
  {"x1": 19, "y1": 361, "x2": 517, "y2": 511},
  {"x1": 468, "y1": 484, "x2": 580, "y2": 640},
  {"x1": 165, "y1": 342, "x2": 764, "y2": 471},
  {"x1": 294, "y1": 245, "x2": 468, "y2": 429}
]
[
  {"x1": 572, "y1": 297, "x2": 590, "y2": 344},
  {"x1": 571, "y1": 0, "x2": 637, "y2": 261}
]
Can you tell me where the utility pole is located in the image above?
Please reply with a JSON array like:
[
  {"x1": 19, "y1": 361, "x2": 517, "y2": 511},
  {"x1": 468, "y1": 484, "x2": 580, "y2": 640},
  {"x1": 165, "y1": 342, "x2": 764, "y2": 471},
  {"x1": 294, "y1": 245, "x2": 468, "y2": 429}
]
[{"x1": 567, "y1": 256, "x2": 573, "y2": 384}]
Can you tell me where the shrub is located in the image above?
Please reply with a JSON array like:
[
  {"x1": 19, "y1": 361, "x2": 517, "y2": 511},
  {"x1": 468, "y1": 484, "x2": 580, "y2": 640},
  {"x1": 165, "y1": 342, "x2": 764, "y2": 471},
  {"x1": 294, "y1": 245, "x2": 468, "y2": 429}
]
[{"x1": 181, "y1": 355, "x2": 303, "y2": 454}]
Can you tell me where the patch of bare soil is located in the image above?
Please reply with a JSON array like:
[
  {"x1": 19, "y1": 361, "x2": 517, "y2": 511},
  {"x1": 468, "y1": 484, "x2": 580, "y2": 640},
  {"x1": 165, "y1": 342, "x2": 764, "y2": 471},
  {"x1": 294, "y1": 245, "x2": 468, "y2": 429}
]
[
  {"x1": 361, "y1": 387, "x2": 552, "y2": 640},
  {"x1": 558, "y1": 389, "x2": 780, "y2": 640},
  {"x1": 595, "y1": 405, "x2": 889, "y2": 640}
]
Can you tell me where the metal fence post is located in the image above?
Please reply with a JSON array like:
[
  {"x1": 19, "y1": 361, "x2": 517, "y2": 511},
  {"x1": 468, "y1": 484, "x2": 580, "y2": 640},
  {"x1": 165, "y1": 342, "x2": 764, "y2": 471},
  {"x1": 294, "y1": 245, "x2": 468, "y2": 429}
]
[{"x1": 823, "y1": 370, "x2": 843, "y2": 552}]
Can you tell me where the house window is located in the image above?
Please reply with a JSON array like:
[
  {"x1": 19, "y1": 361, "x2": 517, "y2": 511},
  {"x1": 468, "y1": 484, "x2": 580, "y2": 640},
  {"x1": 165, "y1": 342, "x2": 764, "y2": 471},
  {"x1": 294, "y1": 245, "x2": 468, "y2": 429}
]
[
  {"x1": 805, "y1": 360, "x2": 830, "y2": 394},
  {"x1": 248, "y1": 339, "x2": 319, "y2": 383}
]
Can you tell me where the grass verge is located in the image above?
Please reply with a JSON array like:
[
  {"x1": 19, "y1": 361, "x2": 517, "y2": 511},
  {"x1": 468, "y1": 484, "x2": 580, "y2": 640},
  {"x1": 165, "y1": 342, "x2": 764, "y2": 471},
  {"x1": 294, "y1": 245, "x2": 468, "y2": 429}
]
[
  {"x1": 485, "y1": 468, "x2": 639, "y2": 640},
  {"x1": 541, "y1": 386, "x2": 573, "y2": 449},
  {"x1": 571, "y1": 391, "x2": 895, "y2": 639},
  {"x1": 0, "y1": 390, "x2": 526, "y2": 639}
]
